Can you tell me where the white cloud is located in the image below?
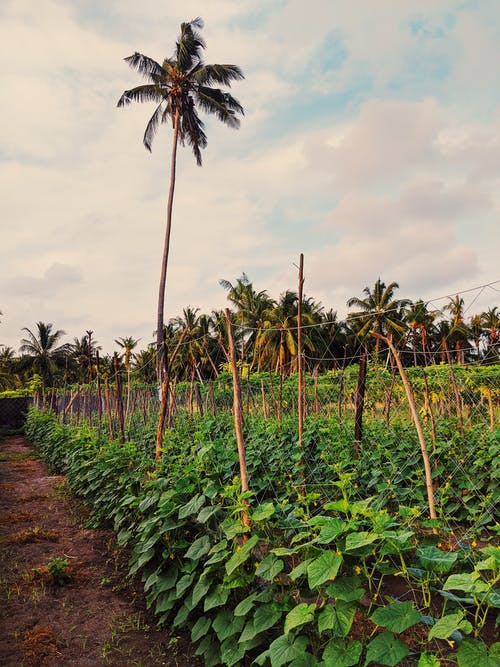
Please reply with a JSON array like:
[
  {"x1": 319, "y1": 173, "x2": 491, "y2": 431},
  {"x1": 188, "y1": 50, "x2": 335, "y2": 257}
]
[{"x1": 0, "y1": 0, "x2": 498, "y2": 354}]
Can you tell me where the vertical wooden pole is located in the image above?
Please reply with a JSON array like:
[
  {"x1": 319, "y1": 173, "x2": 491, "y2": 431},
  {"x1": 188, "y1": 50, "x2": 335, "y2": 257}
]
[
  {"x1": 104, "y1": 378, "x2": 114, "y2": 440},
  {"x1": 96, "y1": 351, "x2": 102, "y2": 436},
  {"x1": 297, "y1": 253, "x2": 305, "y2": 452},
  {"x1": 225, "y1": 309, "x2": 250, "y2": 527},
  {"x1": 354, "y1": 348, "x2": 367, "y2": 454},
  {"x1": 114, "y1": 359, "x2": 125, "y2": 444},
  {"x1": 374, "y1": 333, "x2": 437, "y2": 524}
]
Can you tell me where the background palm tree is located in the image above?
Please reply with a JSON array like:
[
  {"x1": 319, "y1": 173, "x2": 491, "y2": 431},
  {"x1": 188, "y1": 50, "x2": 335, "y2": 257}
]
[
  {"x1": 19, "y1": 322, "x2": 70, "y2": 388},
  {"x1": 220, "y1": 274, "x2": 276, "y2": 368},
  {"x1": 444, "y1": 295, "x2": 469, "y2": 364},
  {"x1": 115, "y1": 336, "x2": 141, "y2": 415},
  {"x1": 70, "y1": 333, "x2": 101, "y2": 384},
  {"x1": 347, "y1": 279, "x2": 410, "y2": 357},
  {"x1": 118, "y1": 17, "x2": 244, "y2": 382},
  {"x1": 405, "y1": 299, "x2": 438, "y2": 366},
  {"x1": 0, "y1": 346, "x2": 18, "y2": 390}
]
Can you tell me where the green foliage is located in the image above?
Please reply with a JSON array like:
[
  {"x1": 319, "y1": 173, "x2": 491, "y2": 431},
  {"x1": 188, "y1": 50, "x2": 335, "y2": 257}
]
[
  {"x1": 25, "y1": 408, "x2": 500, "y2": 667},
  {"x1": 47, "y1": 556, "x2": 71, "y2": 585}
]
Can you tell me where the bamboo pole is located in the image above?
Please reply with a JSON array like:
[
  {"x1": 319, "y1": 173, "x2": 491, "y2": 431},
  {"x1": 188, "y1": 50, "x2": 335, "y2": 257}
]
[
  {"x1": 297, "y1": 253, "x2": 305, "y2": 452},
  {"x1": 373, "y1": 333, "x2": 437, "y2": 524},
  {"x1": 225, "y1": 309, "x2": 250, "y2": 528}
]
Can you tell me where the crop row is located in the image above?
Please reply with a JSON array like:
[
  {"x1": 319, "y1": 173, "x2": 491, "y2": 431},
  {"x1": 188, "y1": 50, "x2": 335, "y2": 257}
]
[{"x1": 25, "y1": 409, "x2": 499, "y2": 666}]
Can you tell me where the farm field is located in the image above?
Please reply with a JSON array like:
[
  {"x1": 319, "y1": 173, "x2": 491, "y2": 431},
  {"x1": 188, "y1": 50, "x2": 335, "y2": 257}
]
[{"x1": 21, "y1": 363, "x2": 500, "y2": 667}]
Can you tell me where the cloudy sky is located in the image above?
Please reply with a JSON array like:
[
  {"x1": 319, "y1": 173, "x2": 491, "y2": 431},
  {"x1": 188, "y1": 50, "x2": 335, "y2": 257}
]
[{"x1": 1, "y1": 0, "x2": 499, "y2": 354}]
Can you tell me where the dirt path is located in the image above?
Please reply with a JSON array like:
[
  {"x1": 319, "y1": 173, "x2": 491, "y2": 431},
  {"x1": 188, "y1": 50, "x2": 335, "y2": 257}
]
[{"x1": 0, "y1": 434, "x2": 202, "y2": 666}]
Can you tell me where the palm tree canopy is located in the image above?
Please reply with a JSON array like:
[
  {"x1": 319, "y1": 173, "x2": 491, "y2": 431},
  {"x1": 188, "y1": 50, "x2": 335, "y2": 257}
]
[
  {"x1": 19, "y1": 322, "x2": 70, "y2": 386},
  {"x1": 117, "y1": 17, "x2": 244, "y2": 163},
  {"x1": 347, "y1": 279, "x2": 410, "y2": 343}
]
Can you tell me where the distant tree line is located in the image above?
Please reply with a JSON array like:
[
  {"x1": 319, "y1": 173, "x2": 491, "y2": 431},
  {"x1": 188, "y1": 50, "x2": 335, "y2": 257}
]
[{"x1": 0, "y1": 276, "x2": 498, "y2": 391}]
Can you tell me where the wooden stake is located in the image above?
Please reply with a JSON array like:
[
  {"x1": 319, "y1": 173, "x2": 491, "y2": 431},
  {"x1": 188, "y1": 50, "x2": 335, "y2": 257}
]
[
  {"x1": 225, "y1": 309, "x2": 250, "y2": 528},
  {"x1": 373, "y1": 333, "x2": 437, "y2": 524}
]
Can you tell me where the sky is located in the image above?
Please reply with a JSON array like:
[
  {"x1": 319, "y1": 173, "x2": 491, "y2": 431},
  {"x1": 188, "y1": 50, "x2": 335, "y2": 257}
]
[{"x1": 1, "y1": 0, "x2": 499, "y2": 354}]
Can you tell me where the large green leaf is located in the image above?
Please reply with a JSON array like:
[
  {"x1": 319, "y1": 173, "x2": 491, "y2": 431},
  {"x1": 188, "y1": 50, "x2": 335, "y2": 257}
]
[
  {"x1": 252, "y1": 502, "x2": 276, "y2": 521},
  {"x1": 175, "y1": 572, "x2": 196, "y2": 598},
  {"x1": 365, "y1": 631, "x2": 409, "y2": 666},
  {"x1": 344, "y1": 531, "x2": 379, "y2": 553},
  {"x1": 443, "y1": 572, "x2": 480, "y2": 593},
  {"x1": 289, "y1": 558, "x2": 313, "y2": 581},
  {"x1": 457, "y1": 639, "x2": 500, "y2": 667},
  {"x1": 220, "y1": 635, "x2": 246, "y2": 667},
  {"x1": 326, "y1": 576, "x2": 365, "y2": 602},
  {"x1": 255, "y1": 553, "x2": 284, "y2": 581},
  {"x1": 370, "y1": 601, "x2": 420, "y2": 633},
  {"x1": 254, "y1": 604, "x2": 283, "y2": 634},
  {"x1": 191, "y1": 575, "x2": 213, "y2": 607},
  {"x1": 307, "y1": 552, "x2": 343, "y2": 589},
  {"x1": 417, "y1": 654, "x2": 441, "y2": 666},
  {"x1": 317, "y1": 600, "x2": 356, "y2": 637},
  {"x1": 195, "y1": 634, "x2": 221, "y2": 667},
  {"x1": 204, "y1": 584, "x2": 229, "y2": 611},
  {"x1": 284, "y1": 603, "x2": 316, "y2": 634},
  {"x1": 225, "y1": 535, "x2": 260, "y2": 576},
  {"x1": 178, "y1": 493, "x2": 205, "y2": 519},
  {"x1": 267, "y1": 634, "x2": 309, "y2": 667},
  {"x1": 221, "y1": 517, "x2": 250, "y2": 539},
  {"x1": 213, "y1": 609, "x2": 245, "y2": 641},
  {"x1": 322, "y1": 639, "x2": 363, "y2": 667},
  {"x1": 186, "y1": 535, "x2": 211, "y2": 560},
  {"x1": 428, "y1": 612, "x2": 472, "y2": 640},
  {"x1": 191, "y1": 616, "x2": 212, "y2": 642},
  {"x1": 317, "y1": 518, "x2": 348, "y2": 544},
  {"x1": 417, "y1": 546, "x2": 458, "y2": 573},
  {"x1": 234, "y1": 592, "x2": 259, "y2": 616}
]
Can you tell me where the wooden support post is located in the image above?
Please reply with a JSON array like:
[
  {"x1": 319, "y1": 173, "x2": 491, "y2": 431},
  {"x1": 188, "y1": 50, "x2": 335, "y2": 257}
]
[
  {"x1": 225, "y1": 309, "x2": 250, "y2": 528},
  {"x1": 373, "y1": 333, "x2": 437, "y2": 525}
]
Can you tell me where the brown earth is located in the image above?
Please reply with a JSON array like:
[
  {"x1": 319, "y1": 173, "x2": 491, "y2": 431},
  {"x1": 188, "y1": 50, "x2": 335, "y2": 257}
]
[{"x1": 0, "y1": 434, "x2": 203, "y2": 667}]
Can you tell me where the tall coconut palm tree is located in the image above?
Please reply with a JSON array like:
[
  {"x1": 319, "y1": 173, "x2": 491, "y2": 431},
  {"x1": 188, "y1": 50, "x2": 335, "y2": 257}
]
[
  {"x1": 405, "y1": 299, "x2": 438, "y2": 366},
  {"x1": 70, "y1": 333, "x2": 101, "y2": 384},
  {"x1": 118, "y1": 18, "x2": 244, "y2": 382},
  {"x1": 19, "y1": 322, "x2": 70, "y2": 388},
  {"x1": 220, "y1": 274, "x2": 276, "y2": 367},
  {"x1": 476, "y1": 306, "x2": 500, "y2": 362},
  {"x1": 115, "y1": 336, "x2": 141, "y2": 415},
  {"x1": 133, "y1": 347, "x2": 157, "y2": 384},
  {"x1": 444, "y1": 295, "x2": 469, "y2": 364},
  {"x1": 0, "y1": 346, "x2": 17, "y2": 390},
  {"x1": 255, "y1": 291, "x2": 320, "y2": 375},
  {"x1": 347, "y1": 279, "x2": 410, "y2": 357}
]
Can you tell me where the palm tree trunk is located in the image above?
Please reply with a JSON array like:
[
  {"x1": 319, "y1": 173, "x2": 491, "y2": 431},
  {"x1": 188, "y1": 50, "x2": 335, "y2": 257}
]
[{"x1": 156, "y1": 108, "x2": 180, "y2": 383}]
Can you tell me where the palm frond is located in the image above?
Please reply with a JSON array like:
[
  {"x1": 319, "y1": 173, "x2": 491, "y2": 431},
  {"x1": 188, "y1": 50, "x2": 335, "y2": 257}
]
[
  {"x1": 180, "y1": 103, "x2": 207, "y2": 165},
  {"x1": 143, "y1": 101, "x2": 168, "y2": 151},
  {"x1": 195, "y1": 64, "x2": 244, "y2": 87},
  {"x1": 124, "y1": 52, "x2": 164, "y2": 79},
  {"x1": 196, "y1": 87, "x2": 243, "y2": 127},
  {"x1": 117, "y1": 84, "x2": 165, "y2": 107},
  {"x1": 176, "y1": 19, "x2": 206, "y2": 72}
]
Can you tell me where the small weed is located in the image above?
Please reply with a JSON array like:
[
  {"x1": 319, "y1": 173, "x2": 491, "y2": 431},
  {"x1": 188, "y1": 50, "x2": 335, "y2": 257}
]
[{"x1": 47, "y1": 557, "x2": 71, "y2": 585}]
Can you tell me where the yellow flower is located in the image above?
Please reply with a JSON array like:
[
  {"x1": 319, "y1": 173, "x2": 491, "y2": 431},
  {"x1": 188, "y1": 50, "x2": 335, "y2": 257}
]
[
  {"x1": 447, "y1": 639, "x2": 455, "y2": 648},
  {"x1": 471, "y1": 540, "x2": 477, "y2": 548},
  {"x1": 354, "y1": 565, "x2": 362, "y2": 575}
]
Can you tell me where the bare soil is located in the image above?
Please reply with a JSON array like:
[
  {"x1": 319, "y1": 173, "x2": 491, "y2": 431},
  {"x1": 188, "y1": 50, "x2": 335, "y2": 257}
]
[{"x1": 0, "y1": 434, "x2": 203, "y2": 667}]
